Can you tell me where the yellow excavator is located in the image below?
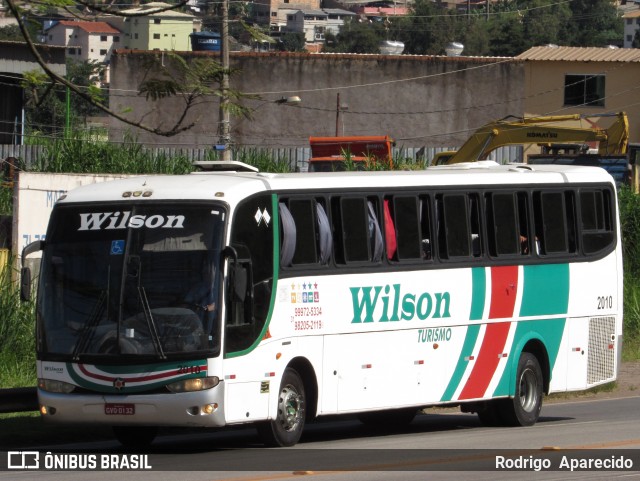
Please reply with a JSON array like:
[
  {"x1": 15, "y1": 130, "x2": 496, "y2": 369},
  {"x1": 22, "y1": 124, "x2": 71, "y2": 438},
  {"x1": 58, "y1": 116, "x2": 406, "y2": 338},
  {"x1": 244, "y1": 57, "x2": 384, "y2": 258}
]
[{"x1": 433, "y1": 112, "x2": 629, "y2": 165}]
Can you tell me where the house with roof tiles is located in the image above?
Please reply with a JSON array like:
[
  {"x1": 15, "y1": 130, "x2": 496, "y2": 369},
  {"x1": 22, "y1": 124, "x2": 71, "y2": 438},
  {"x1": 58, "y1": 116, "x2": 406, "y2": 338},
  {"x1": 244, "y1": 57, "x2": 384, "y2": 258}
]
[
  {"x1": 105, "y1": 2, "x2": 198, "y2": 52},
  {"x1": 44, "y1": 20, "x2": 122, "y2": 64},
  {"x1": 516, "y1": 45, "x2": 640, "y2": 156},
  {"x1": 623, "y1": 9, "x2": 640, "y2": 48}
]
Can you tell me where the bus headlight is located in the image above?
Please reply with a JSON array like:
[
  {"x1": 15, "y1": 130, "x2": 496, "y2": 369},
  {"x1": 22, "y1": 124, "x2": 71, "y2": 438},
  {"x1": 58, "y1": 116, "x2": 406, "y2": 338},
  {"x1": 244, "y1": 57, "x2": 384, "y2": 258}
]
[
  {"x1": 38, "y1": 378, "x2": 76, "y2": 393},
  {"x1": 166, "y1": 376, "x2": 220, "y2": 393}
]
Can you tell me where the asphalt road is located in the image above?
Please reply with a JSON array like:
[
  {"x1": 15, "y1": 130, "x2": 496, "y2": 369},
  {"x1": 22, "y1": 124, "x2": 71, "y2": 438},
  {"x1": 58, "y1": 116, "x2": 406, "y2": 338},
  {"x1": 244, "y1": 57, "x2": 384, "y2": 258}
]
[{"x1": 2, "y1": 395, "x2": 640, "y2": 481}]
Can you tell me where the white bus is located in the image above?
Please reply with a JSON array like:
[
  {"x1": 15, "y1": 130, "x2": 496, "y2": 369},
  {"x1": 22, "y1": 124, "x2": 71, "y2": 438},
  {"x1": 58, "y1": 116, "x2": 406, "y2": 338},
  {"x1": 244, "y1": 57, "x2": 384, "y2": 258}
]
[{"x1": 21, "y1": 161, "x2": 622, "y2": 447}]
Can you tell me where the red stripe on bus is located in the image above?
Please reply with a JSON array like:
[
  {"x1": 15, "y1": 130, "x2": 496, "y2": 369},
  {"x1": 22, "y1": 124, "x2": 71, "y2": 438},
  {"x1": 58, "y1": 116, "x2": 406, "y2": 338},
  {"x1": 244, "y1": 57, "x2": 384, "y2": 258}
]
[
  {"x1": 458, "y1": 322, "x2": 511, "y2": 400},
  {"x1": 489, "y1": 266, "x2": 519, "y2": 319}
]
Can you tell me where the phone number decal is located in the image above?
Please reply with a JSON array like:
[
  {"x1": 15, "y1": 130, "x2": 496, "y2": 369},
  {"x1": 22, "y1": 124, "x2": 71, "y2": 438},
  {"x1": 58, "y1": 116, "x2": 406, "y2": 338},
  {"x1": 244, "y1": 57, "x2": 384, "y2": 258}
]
[
  {"x1": 294, "y1": 319, "x2": 323, "y2": 331},
  {"x1": 295, "y1": 306, "x2": 323, "y2": 317}
]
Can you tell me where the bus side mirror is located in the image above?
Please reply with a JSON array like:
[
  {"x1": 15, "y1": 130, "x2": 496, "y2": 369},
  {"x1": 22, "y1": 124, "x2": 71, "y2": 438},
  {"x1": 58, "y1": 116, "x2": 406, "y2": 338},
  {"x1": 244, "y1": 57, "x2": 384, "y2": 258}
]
[
  {"x1": 20, "y1": 267, "x2": 31, "y2": 302},
  {"x1": 223, "y1": 246, "x2": 250, "y2": 302},
  {"x1": 20, "y1": 240, "x2": 44, "y2": 302}
]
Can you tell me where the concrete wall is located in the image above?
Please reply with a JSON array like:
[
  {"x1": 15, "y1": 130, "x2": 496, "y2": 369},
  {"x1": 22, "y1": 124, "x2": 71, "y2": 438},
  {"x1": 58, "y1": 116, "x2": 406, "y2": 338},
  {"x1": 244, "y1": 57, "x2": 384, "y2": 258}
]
[{"x1": 108, "y1": 51, "x2": 524, "y2": 150}]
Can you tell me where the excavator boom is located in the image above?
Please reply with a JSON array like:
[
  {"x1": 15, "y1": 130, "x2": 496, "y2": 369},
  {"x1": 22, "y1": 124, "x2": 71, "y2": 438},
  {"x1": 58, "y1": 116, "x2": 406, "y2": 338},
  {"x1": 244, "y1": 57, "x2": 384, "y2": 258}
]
[{"x1": 441, "y1": 112, "x2": 628, "y2": 165}]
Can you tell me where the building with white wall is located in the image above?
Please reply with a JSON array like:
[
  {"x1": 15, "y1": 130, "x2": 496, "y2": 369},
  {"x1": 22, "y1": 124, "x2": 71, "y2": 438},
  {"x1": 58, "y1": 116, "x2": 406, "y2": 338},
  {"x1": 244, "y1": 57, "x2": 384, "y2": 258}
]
[{"x1": 45, "y1": 20, "x2": 121, "y2": 63}]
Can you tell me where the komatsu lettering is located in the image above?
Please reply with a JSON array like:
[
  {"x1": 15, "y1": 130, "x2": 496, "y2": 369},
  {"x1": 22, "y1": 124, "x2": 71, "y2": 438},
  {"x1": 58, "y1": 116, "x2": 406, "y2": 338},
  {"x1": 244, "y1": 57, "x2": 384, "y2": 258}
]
[
  {"x1": 350, "y1": 284, "x2": 451, "y2": 323},
  {"x1": 78, "y1": 212, "x2": 185, "y2": 231}
]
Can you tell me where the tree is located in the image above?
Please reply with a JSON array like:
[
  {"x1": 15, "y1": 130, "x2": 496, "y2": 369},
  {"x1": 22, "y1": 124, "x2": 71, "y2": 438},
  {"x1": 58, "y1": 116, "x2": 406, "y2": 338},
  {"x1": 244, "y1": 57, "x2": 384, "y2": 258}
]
[
  {"x1": 22, "y1": 59, "x2": 107, "y2": 135},
  {"x1": 0, "y1": 24, "x2": 23, "y2": 41},
  {"x1": 5, "y1": 0, "x2": 248, "y2": 137},
  {"x1": 565, "y1": 0, "x2": 623, "y2": 46},
  {"x1": 278, "y1": 33, "x2": 306, "y2": 53},
  {"x1": 324, "y1": 18, "x2": 385, "y2": 54}
]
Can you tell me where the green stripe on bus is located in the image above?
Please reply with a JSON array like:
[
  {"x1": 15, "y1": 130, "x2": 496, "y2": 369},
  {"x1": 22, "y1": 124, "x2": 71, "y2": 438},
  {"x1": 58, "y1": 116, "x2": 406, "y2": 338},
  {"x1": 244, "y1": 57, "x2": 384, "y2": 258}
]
[
  {"x1": 470, "y1": 267, "x2": 486, "y2": 321},
  {"x1": 225, "y1": 194, "x2": 280, "y2": 359},
  {"x1": 519, "y1": 264, "x2": 570, "y2": 317},
  {"x1": 440, "y1": 323, "x2": 480, "y2": 402},
  {"x1": 491, "y1": 318, "x2": 566, "y2": 397}
]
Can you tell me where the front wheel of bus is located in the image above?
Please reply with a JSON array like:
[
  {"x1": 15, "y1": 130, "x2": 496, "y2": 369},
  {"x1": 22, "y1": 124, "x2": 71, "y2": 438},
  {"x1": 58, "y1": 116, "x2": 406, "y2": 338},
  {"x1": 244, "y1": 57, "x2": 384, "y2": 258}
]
[
  {"x1": 502, "y1": 352, "x2": 543, "y2": 427},
  {"x1": 257, "y1": 368, "x2": 306, "y2": 447},
  {"x1": 112, "y1": 426, "x2": 158, "y2": 448}
]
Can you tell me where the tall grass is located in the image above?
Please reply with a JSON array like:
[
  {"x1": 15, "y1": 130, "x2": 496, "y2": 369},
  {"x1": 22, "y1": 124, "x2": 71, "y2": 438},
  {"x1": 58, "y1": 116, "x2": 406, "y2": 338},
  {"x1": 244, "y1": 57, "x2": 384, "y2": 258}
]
[
  {"x1": 0, "y1": 186, "x2": 11, "y2": 216},
  {"x1": 0, "y1": 259, "x2": 36, "y2": 387},
  {"x1": 619, "y1": 186, "x2": 640, "y2": 359},
  {"x1": 34, "y1": 132, "x2": 195, "y2": 175}
]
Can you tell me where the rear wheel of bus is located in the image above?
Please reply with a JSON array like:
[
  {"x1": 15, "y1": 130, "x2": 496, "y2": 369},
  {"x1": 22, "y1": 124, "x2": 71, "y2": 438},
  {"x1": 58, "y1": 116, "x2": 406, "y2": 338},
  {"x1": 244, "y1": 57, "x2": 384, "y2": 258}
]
[
  {"x1": 476, "y1": 352, "x2": 543, "y2": 427},
  {"x1": 257, "y1": 367, "x2": 306, "y2": 447},
  {"x1": 502, "y1": 352, "x2": 543, "y2": 426}
]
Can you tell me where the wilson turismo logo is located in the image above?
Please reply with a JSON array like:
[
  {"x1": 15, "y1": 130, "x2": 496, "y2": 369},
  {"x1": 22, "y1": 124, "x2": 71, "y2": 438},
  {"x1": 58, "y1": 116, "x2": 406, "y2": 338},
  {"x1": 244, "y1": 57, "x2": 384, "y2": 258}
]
[
  {"x1": 78, "y1": 212, "x2": 185, "y2": 231},
  {"x1": 350, "y1": 284, "x2": 451, "y2": 323}
]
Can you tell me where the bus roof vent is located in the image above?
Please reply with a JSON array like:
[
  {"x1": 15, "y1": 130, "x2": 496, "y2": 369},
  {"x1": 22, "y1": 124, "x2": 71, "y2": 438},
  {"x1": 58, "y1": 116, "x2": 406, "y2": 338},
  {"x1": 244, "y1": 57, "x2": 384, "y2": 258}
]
[
  {"x1": 509, "y1": 164, "x2": 534, "y2": 172},
  {"x1": 192, "y1": 161, "x2": 259, "y2": 173}
]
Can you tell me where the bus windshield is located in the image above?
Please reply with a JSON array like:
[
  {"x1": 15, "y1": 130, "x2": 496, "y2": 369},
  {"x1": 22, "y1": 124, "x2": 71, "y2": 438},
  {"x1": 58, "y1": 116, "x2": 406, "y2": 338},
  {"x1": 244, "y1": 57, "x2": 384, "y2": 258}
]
[{"x1": 37, "y1": 203, "x2": 226, "y2": 363}]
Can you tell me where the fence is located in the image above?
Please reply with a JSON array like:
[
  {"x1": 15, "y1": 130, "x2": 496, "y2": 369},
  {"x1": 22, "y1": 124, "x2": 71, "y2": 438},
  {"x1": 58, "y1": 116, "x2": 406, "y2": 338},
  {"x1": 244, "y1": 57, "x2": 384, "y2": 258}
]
[{"x1": 1, "y1": 144, "x2": 524, "y2": 172}]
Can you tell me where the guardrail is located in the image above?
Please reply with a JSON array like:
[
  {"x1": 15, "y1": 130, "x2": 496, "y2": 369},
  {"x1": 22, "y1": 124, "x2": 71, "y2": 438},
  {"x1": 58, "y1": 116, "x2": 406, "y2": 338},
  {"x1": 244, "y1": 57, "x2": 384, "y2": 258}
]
[{"x1": 0, "y1": 387, "x2": 38, "y2": 413}]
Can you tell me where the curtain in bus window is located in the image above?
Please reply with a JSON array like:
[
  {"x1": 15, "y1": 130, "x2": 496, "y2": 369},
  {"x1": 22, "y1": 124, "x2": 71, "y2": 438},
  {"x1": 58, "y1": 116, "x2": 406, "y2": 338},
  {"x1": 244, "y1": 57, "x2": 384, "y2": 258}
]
[
  {"x1": 288, "y1": 199, "x2": 318, "y2": 265},
  {"x1": 315, "y1": 202, "x2": 333, "y2": 265},
  {"x1": 383, "y1": 199, "x2": 397, "y2": 260},
  {"x1": 279, "y1": 203, "x2": 296, "y2": 267},
  {"x1": 367, "y1": 201, "x2": 383, "y2": 262}
]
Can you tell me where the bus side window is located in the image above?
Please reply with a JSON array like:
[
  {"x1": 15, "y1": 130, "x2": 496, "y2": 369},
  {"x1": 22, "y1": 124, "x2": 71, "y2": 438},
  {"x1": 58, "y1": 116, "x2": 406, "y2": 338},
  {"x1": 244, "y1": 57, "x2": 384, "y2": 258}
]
[
  {"x1": 469, "y1": 193, "x2": 482, "y2": 258},
  {"x1": 315, "y1": 201, "x2": 333, "y2": 265},
  {"x1": 367, "y1": 199, "x2": 384, "y2": 263},
  {"x1": 287, "y1": 198, "x2": 319, "y2": 266},
  {"x1": 580, "y1": 188, "x2": 614, "y2": 254},
  {"x1": 390, "y1": 195, "x2": 422, "y2": 261},
  {"x1": 486, "y1": 192, "x2": 520, "y2": 257},
  {"x1": 333, "y1": 197, "x2": 371, "y2": 264},
  {"x1": 534, "y1": 190, "x2": 576, "y2": 255},
  {"x1": 419, "y1": 196, "x2": 432, "y2": 260},
  {"x1": 437, "y1": 193, "x2": 471, "y2": 259},
  {"x1": 383, "y1": 198, "x2": 397, "y2": 260},
  {"x1": 279, "y1": 202, "x2": 296, "y2": 267}
]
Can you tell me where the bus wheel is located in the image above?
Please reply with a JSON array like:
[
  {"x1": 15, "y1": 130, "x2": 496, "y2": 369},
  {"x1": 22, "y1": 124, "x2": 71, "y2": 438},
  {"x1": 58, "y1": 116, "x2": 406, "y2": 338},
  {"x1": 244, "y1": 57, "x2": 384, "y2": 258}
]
[
  {"x1": 502, "y1": 352, "x2": 543, "y2": 426},
  {"x1": 258, "y1": 368, "x2": 306, "y2": 447},
  {"x1": 112, "y1": 426, "x2": 157, "y2": 447},
  {"x1": 476, "y1": 401, "x2": 505, "y2": 427}
]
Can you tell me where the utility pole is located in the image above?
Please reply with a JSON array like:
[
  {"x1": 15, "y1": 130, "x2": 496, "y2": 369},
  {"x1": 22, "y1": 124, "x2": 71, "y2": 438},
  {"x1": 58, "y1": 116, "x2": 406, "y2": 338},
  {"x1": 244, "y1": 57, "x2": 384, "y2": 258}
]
[{"x1": 219, "y1": 0, "x2": 231, "y2": 160}]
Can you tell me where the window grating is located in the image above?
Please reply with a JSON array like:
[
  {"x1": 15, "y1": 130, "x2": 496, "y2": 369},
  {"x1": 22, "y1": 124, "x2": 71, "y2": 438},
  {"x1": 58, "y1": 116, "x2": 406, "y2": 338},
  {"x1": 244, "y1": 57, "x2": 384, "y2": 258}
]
[{"x1": 587, "y1": 316, "x2": 616, "y2": 384}]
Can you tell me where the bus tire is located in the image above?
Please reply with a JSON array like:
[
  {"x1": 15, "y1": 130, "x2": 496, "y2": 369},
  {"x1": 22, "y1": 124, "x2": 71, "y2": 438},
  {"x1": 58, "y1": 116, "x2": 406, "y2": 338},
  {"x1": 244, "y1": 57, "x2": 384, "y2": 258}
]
[
  {"x1": 112, "y1": 426, "x2": 157, "y2": 447},
  {"x1": 476, "y1": 401, "x2": 505, "y2": 427},
  {"x1": 502, "y1": 352, "x2": 543, "y2": 427},
  {"x1": 257, "y1": 367, "x2": 306, "y2": 447}
]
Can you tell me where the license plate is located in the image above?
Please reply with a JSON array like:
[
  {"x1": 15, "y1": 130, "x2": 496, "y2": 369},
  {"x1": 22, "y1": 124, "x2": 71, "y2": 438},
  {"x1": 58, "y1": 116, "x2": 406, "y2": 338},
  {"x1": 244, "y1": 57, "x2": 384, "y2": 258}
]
[{"x1": 104, "y1": 403, "x2": 135, "y2": 415}]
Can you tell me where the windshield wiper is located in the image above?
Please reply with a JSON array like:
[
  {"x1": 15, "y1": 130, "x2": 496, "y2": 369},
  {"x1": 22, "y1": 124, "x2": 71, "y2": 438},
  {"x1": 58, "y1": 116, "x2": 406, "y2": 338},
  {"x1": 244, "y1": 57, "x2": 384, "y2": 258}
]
[
  {"x1": 138, "y1": 286, "x2": 166, "y2": 360},
  {"x1": 72, "y1": 290, "x2": 107, "y2": 361}
]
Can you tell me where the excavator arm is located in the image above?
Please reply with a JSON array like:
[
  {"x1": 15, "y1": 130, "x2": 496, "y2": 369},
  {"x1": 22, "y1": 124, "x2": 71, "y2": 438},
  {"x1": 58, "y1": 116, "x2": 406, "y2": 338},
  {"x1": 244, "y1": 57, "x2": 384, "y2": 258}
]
[{"x1": 442, "y1": 112, "x2": 628, "y2": 165}]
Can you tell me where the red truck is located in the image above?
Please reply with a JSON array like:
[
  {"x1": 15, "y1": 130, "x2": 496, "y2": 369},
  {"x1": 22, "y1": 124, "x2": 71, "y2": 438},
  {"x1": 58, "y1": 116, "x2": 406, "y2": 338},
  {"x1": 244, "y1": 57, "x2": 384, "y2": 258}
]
[{"x1": 308, "y1": 136, "x2": 394, "y2": 172}]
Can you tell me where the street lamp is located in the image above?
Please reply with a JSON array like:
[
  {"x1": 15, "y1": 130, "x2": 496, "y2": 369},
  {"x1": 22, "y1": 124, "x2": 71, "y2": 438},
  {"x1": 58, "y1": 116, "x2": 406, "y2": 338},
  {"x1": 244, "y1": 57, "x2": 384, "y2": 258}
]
[{"x1": 335, "y1": 93, "x2": 348, "y2": 136}]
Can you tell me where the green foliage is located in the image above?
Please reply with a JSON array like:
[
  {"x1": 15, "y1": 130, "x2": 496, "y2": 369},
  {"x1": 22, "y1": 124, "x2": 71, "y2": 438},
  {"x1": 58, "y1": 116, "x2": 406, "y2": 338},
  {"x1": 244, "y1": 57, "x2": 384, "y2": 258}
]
[
  {"x1": 0, "y1": 259, "x2": 36, "y2": 388},
  {"x1": 278, "y1": 32, "x2": 306, "y2": 53},
  {"x1": 33, "y1": 131, "x2": 194, "y2": 175},
  {"x1": 0, "y1": 187, "x2": 12, "y2": 216},
  {"x1": 323, "y1": 18, "x2": 386, "y2": 54},
  {"x1": 0, "y1": 24, "x2": 23, "y2": 41},
  {"x1": 362, "y1": 0, "x2": 623, "y2": 57}
]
